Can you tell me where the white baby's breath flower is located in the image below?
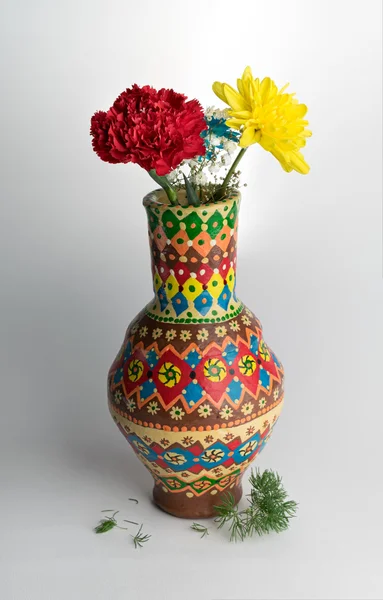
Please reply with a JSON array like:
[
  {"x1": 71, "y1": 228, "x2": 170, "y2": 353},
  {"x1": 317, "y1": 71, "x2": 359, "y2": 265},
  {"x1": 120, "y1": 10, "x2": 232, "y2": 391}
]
[
  {"x1": 210, "y1": 134, "x2": 222, "y2": 146},
  {"x1": 204, "y1": 106, "x2": 215, "y2": 120},
  {"x1": 208, "y1": 164, "x2": 221, "y2": 174},
  {"x1": 223, "y1": 140, "x2": 238, "y2": 154},
  {"x1": 216, "y1": 108, "x2": 229, "y2": 120},
  {"x1": 192, "y1": 171, "x2": 208, "y2": 186},
  {"x1": 220, "y1": 153, "x2": 232, "y2": 166},
  {"x1": 167, "y1": 170, "x2": 179, "y2": 183},
  {"x1": 188, "y1": 159, "x2": 200, "y2": 169}
]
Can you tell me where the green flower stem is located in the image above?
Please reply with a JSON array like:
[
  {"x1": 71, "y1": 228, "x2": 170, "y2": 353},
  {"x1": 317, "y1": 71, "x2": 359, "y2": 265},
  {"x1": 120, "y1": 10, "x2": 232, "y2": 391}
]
[
  {"x1": 149, "y1": 170, "x2": 178, "y2": 205},
  {"x1": 220, "y1": 148, "x2": 247, "y2": 195}
]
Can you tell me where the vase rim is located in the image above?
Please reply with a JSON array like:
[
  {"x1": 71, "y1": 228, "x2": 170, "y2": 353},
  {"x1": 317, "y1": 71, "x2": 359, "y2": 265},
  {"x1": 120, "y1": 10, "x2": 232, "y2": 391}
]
[{"x1": 143, "y1": 188, "x2": 241, "y2": 211}]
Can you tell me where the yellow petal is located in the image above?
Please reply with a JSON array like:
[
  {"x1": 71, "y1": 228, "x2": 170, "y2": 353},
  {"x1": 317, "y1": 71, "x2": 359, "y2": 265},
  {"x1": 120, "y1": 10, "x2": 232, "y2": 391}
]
[
  {"x1": 289, "y1": 151, "x2": 310, "y2": 174},
  {"x1": 228, "y1": 110, "x2": 253, "y2": 119},
  {"x1": 225, "y1": 119, "x2": 245, "y2": 129},
  {"x1": 242, "y1": 78, "x2": 254, "y2": 105},
  {"x1": 251, "y1": 78, "x2": 262, "y2": 104},
  {"x1": 260, "y1": 77, "x2": 272, "y2": 101},
  {"x1": 212, "y1": 82, "x2": 227, "y2": 103},
  {"x1": 242, "y1": 66, "x2": 253, "y2": 83},
  {"x1": 238, "y1": 67, "x2": 254, "y2": 105},
  {"x1": 279, "y1": 82, "x2": 290, "y2": 94},
  {"x1": 284, "y1": 103, "x2": 308, "y2": 119},
  {"x1": 269, "y1": 146, "x2": 293, "y2": 172},
  {"x1": 223, "y1": 84, "x2": 248, "y2": 111},
  {"x1": 239, "y1": 127, "x2": 261, "y2": 147},
  {"x1": 301, "y1": 128, "x2": 312, "y2": 138}
]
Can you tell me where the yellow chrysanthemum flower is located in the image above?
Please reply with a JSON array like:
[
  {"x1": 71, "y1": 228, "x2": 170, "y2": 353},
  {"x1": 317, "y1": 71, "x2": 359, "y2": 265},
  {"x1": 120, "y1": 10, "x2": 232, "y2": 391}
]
[{"x1": 213, "y1": 66, "x2": 311, "y2": 174}]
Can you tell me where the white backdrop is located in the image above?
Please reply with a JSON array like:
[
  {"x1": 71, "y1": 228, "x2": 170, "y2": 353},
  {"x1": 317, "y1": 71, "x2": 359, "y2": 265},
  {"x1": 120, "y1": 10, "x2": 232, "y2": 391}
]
[{"x1": 0, "y1": 1, "x2": 382, "y2": 599}]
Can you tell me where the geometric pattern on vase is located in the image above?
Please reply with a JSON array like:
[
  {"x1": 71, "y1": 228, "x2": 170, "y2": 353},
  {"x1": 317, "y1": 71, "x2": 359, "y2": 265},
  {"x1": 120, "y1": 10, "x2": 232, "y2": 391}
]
[
  {"x1": 110, "y1": 401, "x2": 283, "y2": 497},
  {"x1": 144, "y1": 191, "x2": 242, "y2": 323},
  {"x1": 109, "y1": 324, "x2": 283, "y2": 415}
]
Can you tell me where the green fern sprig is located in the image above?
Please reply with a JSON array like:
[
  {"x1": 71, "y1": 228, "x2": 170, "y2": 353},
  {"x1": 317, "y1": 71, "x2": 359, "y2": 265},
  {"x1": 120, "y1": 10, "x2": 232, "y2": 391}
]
[
  {"x1": 94, "y1": 510, "x2": 122, "y2": 534},
  {"x1": 214, "y1": 469, "x2": 298, "y2": 542},
  {"x1": 191, "y1": 523, "x2": 209, "y2": 538},
  {"x1": 131, "y1": 524, "x2": 151, "y2": 548}
]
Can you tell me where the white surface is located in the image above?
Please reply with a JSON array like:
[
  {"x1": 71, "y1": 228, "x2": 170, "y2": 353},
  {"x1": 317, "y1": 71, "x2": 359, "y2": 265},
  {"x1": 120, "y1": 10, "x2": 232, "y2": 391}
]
[{"x1": 1, "y1": 0, "x2": 382, "y2": 599}]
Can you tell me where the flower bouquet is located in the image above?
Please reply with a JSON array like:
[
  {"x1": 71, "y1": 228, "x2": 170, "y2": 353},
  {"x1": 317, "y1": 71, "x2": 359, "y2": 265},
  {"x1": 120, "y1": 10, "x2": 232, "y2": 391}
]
[{"x1": 91, "y1": 66, "x2": 311, "y2": 205}]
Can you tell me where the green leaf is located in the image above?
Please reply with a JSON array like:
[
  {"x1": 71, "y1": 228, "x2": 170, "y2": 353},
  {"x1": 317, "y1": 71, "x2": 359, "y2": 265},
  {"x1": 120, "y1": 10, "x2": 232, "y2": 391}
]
[
  {"x1": 183, "y1": 174, "x2": 200, "y2": 207},
  {"x1": 149, "y1": 169, "x2": 178, "y2": 205}
]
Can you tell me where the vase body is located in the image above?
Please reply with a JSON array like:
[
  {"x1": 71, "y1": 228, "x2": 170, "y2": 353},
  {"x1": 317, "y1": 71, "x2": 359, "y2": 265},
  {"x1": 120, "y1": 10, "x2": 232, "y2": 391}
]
[{"x1": 108, "y1": 191, "x2": 284, "y2": 518}]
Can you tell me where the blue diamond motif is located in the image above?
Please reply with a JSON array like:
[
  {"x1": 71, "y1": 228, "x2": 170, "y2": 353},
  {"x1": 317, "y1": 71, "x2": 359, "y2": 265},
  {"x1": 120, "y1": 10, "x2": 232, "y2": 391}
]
[
  {"x1": 226, "y1": 379, "x2": 243, "y2": 402},
  {"x1": 171, "y1": 291, "x2": 188, "y2": 316},
  {"x1": 200, "y1": 441, "x2": 228, "y2": 467},
  {"x1": 139, "y1": 379, "x2": 156, "y2": 400},
  {"x1": 182, "y1": 381, "x2": 204, "y2": 407},
  {"x1": 157, "y1": 285, "x2": 169, "y2": 311},
  {"x1": 259, "y1": 367, "x2": 270, "y2": 389},
  {"x1": 146, "y1": 348, "x2": 160, "y2": 369},
  {"x1": 233, "y1": 433, "x2": 262, "y2": 463},
  {"x1": 123, "y1": 340, "x2": 132, "y2": 361},
  {"x1": 217, "y1": 285, "x2": 231, "y2": 310},
  {"x1": 113, "y1": 367, "x2": 124, "y2": 384},
  {"x1": 130, "y1": 434, "x2": 158, "y2": 462},
  {"x1": 160, "y1": 448, "x2": 195, "y2": 472},
  {"x1": 249, "y1": 334, "x2": 259, "y2": 355},
  {"x1": 223, "y1": 342, "x2": 239, "y2": 365},
  {"x1": 184, "y1": 349, "x2": 202, "y2": 369},
  {"x1": 194, "y1": 290, "x2": 213, "y2": 316}
]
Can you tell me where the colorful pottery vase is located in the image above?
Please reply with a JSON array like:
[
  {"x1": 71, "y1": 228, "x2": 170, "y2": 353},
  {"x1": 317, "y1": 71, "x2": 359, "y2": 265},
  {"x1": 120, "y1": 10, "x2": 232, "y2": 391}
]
[{"x1": 108, "y1": 191, "x2": 284, "y2": 518}]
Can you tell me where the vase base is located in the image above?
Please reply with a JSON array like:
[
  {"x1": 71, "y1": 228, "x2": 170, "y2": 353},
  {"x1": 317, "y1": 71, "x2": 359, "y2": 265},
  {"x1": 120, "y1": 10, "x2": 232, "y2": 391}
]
[{"x1": 152, "y1": 481, "x2": 243, "y2": 519}]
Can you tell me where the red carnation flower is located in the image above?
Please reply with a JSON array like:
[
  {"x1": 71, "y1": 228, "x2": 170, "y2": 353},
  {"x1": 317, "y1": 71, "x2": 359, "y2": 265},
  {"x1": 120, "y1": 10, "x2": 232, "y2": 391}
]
[{"x1": 90, "y1": 85, "x2": 207, "y2": 176}]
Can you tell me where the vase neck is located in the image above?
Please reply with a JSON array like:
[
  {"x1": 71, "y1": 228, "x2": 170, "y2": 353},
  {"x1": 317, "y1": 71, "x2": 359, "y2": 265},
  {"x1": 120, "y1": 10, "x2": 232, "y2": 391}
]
[{"x1": 144, "y1": 192, "x2": 242, "y2": 324}]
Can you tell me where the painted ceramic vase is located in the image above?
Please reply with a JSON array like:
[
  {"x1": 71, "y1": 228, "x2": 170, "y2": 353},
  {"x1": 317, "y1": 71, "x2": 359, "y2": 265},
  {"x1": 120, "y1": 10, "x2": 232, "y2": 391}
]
[{"x1": 108, "y1": 190, "x2": 284, "y2": 518}]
